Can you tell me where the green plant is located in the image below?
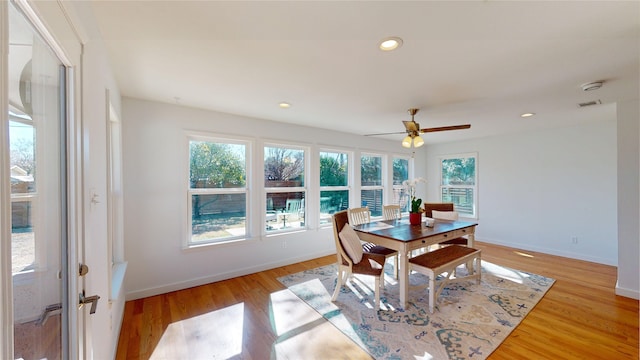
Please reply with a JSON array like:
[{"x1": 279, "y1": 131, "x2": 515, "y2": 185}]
[{"x1": 410, "y1": 196, "x2": 422, "y2": 214}]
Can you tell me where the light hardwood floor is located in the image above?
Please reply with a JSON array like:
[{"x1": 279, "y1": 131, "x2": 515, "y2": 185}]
[{"x1": 116, "y1": 242, "x2": 639, "y2": 359}]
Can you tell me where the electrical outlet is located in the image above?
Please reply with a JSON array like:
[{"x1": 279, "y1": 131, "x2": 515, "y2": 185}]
[{"x1": 571, "y1": 236, "x2": 578, "y2": 244}]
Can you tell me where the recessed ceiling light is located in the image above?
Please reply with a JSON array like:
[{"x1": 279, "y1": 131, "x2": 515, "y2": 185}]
[
  {"x1": 520, "y1": 113, "x2": 535, "y2": 118},
  {"x1": 379, "y1": 37, "x2": 403, "y2": 51},
  {"x1": 279, "y1": 102, "x2": 291, "y2": 109},
  {"x1": 581, "y1": 81, "x2": 603, "y2": 91}
]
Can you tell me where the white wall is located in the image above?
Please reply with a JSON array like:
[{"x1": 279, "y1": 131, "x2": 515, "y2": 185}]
[
  {"x1": 121, "y1": 98, "x2": 409, "y2": 300},
  {"x1": 616, "y1": 99, "x2": 639, "y2": 299},
  {"x1": 424, "y1": 110, "x2": 618, "y2": 265}
]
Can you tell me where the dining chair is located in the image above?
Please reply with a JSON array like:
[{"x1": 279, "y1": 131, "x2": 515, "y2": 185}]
[
  {"x1": 423, "y1": 203, "x2": 468, "y2": 246},
  {"x1": 347, "y1": 206, "x2": 371, "y2": 226},
  {"x1": 348, "y1": 207, "x2": 399, "y2": 279},
  {"x1": 284, "y1": 198, "x2": 304, "y2": 224},
  {"x1": 382, "y1": 204, "x2": 401, "y2": 220},
  {"x1": 331, "y1": 210, "x2": 385, "y2": 309}
]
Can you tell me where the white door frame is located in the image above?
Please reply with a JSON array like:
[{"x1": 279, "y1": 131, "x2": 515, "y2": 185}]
[{"x1": 1, "y1": 0, "x2": 85, "y2": 358}]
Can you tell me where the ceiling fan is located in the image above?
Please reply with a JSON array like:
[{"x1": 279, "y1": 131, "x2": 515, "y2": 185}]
[{"x1": 365, "y1": 108, "x2": 471, "y2": 148}]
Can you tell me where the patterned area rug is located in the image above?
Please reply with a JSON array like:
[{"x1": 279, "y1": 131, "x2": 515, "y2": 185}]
[{"x1": 278, "y1": 260, "x2": 554, "y2": 360}]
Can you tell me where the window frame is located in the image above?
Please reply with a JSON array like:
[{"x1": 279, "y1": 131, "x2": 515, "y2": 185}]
[
  {"x1": 263, "y1": 142, "x2": 309, "y2": 234},
  {"x1": 360, "y1": 152, "x2": 385, "y2": 218},
  {"x1": 391, "y1": 155, "x2": 412, "y2": 214},
  {"x1": 186, "y1": 134, "x2": 251, "y2": 248},
  {"x1": 318, "y1": 148, "x2": 352, "y2": 227},
  {"x1": 439, "y1": 152, "x2": 478, "y2": 219}
]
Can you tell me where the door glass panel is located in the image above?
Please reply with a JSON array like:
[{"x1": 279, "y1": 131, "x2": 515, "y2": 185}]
[{"x1": 9, "y1": 2, "x2": 67, "y2": 359}]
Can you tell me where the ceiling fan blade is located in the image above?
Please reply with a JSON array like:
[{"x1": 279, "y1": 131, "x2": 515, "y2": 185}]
[
  {"x1": 403, "y1": 120, "x2": 418, "y2": 132},
  {"x1": 419, "y1": 124, "x2": 471, "y2": 133},
  {"x1": 364, "y1": 131, "x2": 407, "y2": 136}
]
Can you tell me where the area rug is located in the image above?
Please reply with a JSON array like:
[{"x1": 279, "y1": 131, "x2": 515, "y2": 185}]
[{"x1": 278, "y1": 261, "x2": 555, "y2": 360}]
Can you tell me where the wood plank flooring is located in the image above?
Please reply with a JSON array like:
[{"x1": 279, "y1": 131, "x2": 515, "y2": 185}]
[{"x1": 116, "y1": 242, "x2": 639, "y2": 359}]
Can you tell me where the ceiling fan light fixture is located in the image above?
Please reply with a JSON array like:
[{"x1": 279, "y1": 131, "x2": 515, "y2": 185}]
[
  {"x1": 413, "y1": 135, "x2": 425, "y2": 148},
  {"x1": 402, "y1": 135, "x2": 412, "y2": 148},
  {"x1": 379, "y1": 37, "x2": 403, "y2": 51}
]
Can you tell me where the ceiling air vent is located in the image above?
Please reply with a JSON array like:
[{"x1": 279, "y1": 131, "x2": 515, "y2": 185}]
[{"x1": 578, "y1": 100, "x2": 602, "y2": 108}]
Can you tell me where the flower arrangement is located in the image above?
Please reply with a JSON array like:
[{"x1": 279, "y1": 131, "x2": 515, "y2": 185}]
[{"x1": 402, "y1": 177, "x2": 426, "y2": 214}]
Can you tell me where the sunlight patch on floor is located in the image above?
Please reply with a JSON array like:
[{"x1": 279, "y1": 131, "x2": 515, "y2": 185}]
[
  {"x1": 270, "y1": 284, "x2": 370, "y2": 358},
  {"x1": 514, "y1": 251, "x2": 535, "y2": 258},
  {"x1": 150, "y1": 303, "x2": 244, "y2": 359},
  {"x1": 482, "y1": 261, "x2": 527, "y2": 284}
]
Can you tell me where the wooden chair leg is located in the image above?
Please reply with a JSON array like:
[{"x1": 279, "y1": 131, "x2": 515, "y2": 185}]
[
  {"x1": 374, "y1": 276, "x2": 381, "y2": 309},
  {"x1": 331, "y1": 268, "x2": 345, "y2": 301}
]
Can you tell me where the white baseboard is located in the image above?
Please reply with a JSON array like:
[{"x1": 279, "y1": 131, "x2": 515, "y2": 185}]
[
  {"x1": 477, "y1": 237, "x2": 617, "y2": 266},
  {"x1": 125, "y1": 249, "x2": 335, "y2": 301},
  {"x1": 615, "y1": 281, "x2": 640, "y2": 300}
]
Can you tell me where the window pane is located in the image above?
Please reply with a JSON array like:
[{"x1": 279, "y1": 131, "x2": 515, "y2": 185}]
[
  {"x1": 10, "y1": 120, "x2": 35, "y2": 193},
  {"x1": 265, "y1": 192, "x2": 305, "y2": 231},
  {"x1": 392, "y1": 188, "x2": 410, "y2": 213},
  {"x1": 441, "y1": 157, "x2": 476, "y2": 186},
  {"x1": 191, "y1": 193, "x2": 246, "y2": 242},
  {"x1": 190, "y1": 141, "x2": 246, "y2": 189},
  {"x1": 264, "y1": 146, "x2": 304, "y2": 187},
  {"x1": 12, "y1": 200, "x2": 34, "y2": 273},
  {"x1": 441, "y1": 188, "x2": 474, "y2": 216},
  {"x1": 392, "y1": 158, "x2": 409, "y2": 185},
  {"x1": 361, "y1": 155, "x2": 382, "y2": 186},
  {"x1": 320, "y1": 151, "x2": 348, "y2": 186},
  {"x1": 319, "y1": 190, "x2": 348, "y2": 225},
  {"x1": 361, "y1": 189, "x2": 383, "y2": 217}
]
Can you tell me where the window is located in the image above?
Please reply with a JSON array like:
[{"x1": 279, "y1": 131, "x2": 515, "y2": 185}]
[
  {"x1": 188, "y1": 138, "x2": 248, "y2": 245},
  {"x1": 319, "y1": 150, "x2": 350, "y2": 225},
  {"x1": 265, "y1": 145, "x2": 306, "y2": 232},
  {"x1": 392, "y1": 156, "x2": 410, "y2": 213},
  {"x1": 106, "y1": 98, "x2": 127, "y2": 300},
  {"x1": 440, "y1": 153, "x2": 477, "y2": 218},
  {"x1": 361, "y1": 154, "x2": 383, "y2": 217}
]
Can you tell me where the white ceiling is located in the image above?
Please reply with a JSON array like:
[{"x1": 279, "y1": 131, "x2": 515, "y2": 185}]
[{"x1": 90, "y1": 1, "x2": 639, "y2": 144}]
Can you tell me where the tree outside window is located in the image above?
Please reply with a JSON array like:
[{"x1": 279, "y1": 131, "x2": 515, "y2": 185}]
[
  {"x1": 361, "y1": 154, "x2": 383, "y2": 217},
  {"x1": 188, "y1": 140, "x2": 247, "y2": 245},
  {"x1": 392, "y1": 157, "x2": 410, "y2": 213},
  {"x1": 319, "y1": 151, "x2": 349, "y2": 225},
  {"x1": 265, "y1": 146, "x2": 306, "y2": 232},
  {"x1": 440, "y1": 154, "x2": 477, "y2": 217}
]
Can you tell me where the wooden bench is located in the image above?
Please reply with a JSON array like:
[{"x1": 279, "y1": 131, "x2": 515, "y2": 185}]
[{"x1": 408, "y1": 245, "x2": 481, "y2": 313}]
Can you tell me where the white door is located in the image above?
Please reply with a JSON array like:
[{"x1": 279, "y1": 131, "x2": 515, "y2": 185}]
[{"x1": 6, "y1": 2, "x2": 83, "y2": 359}]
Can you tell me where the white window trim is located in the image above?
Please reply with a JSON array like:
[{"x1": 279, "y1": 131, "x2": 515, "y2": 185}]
[
  {"x1": 106, "y1": 93, "x2": 126, "y2": 302},
  {"x1": 263, "y1": 142, "x2": 309, "y2": 234},
  {"x1": 318, "y1": 149, "x2": 352, "y2": 227},
  {"x1": 390, "y1": 155, "x2": 412, "y2": 214},
  {"x1": 185, "y1": 134, "x2": 251, "y2": 248},
  {"x1": 439, "y1": 152, "x2": 478, "y2": 219},
  {"x1": 360, "y1": 152, "x2": 385, "y2": 218}
]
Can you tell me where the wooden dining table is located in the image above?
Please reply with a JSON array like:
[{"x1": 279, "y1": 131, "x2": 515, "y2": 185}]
[{"x1": 354, "y1": 218, "x2": 478, "y2": 309}]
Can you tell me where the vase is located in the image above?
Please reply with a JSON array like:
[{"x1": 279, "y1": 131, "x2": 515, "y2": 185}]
[{"x1": 409, "y1": 212, "x2": 422, "y2": 225}]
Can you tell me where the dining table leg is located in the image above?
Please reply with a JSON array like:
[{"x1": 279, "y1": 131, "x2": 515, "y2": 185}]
[{"x1": 398, "y1": 247, "x2": 410, "y2": 309}]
